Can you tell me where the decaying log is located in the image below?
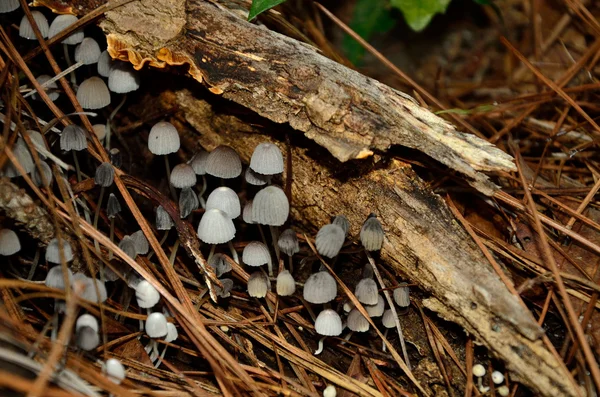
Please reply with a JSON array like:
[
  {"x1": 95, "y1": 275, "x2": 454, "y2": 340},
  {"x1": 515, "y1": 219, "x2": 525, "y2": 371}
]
[
  {"x1": 159, "y1": 89, "x2": 575, "y2": 397},
  {"x1": 94, "y1": 0, "x2": 514, "y2": 195}
]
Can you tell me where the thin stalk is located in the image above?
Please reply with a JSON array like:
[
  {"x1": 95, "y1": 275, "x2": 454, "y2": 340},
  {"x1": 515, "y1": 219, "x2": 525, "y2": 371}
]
[
  {"x1": 105, "y1": 95, "x2": 127, "y2": 150},
  {"x1": 198, "y1": 175, "x2": 207, "y2": 209},
  {"x1": 27, "y1": 248, "x2": 40, "y2": 280},
  {"x1": 108, "y1": 217, "x2": 115, "y2": 260},
  {"x1": 207, "y1": 244, "x2": 216, "y2": 264},
  {"x1": 227, "y1": 241, "x2": 239, "y2": 264},
  {"x1": 269, "y1": 225, "x2": 281, "y2": 264},
  {"x1": 287, "y1": 255, "x2": 293, "y2": 274},
  {"x1": 72, "y1": 151, "x2": 82, "y2": 182},
  {"x1": 92, "y1": 186, "x2": 106, "y2": 253},
  {"x1": 62, "y1": 44, "x2": 77, "y2": 87},
  {"x1": 164, "y1": 155, "x2": 177, "y2": 201}
]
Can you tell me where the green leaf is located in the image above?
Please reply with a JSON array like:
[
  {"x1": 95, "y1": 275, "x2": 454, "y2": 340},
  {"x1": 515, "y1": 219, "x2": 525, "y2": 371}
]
[
  {"x1": 342, "y1": 0, "x2": 396, "y2": 65},
  {"x1": 390, "y1": 0, "x2": 451, "y2": 31},
  {"x1": 247, "y1": 0, "x2": 287, "y2": 21}
]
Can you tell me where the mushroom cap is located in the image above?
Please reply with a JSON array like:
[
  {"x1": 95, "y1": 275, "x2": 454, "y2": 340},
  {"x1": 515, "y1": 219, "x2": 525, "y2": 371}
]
[
  {"x1": 365, "y1": 294, "x2": 385, "y2": 317},
  {"x1": 76, "y1": 314, "x2": 99, "y2": 332},
  {"x1": 74, "y1": 37, "x2": 101, "y2": 64},
  {"x1": 76, "y1": 326, "x2": 100, "y2": 351},
  {"x1": 323, "y1": 385, "x2": 337, "y2": 397},
  {"x1": 315, "y1": 224, "x2": 345, "y2": 258},
  {"x1": 108, "y1": 62, "x2": 140, "y2": 93},
  {"x1": 48, "y1": 15, "x2": 84, "y2": 45},
  {"x1": 131, "y1": 230, "x2": 149, "y2": 255},
  {"x1": 165, "y1": 322, "x2": 178, "y2": 343},
  {"x1": 170, "y1": 163, "x2": 196, "y2": 188},
  {"x1": 197, "y1": 209, "x2": 236, "y2": 244},
  {"x1": 205, "y1": 187, "x2": 241, "y2": 219},
  {"x1": 0, "y1": 0, "x2": 19, "y2": 13},
  {"x1": 46, "y1": 237, "x2": 74, "y2": 264},
  {"x1": 332, "y1": 215, "x2": 350, "y2": 237},
  {"x1": 77, "y1": 76, "x2": 110, "y2": 109},
  {"x1": 360, "y1": 216, "x2": 384, "y2": 251},
  {"x1": 245, "y1": 167, "x2": 271, "y2": 186},
  {"x1": 355, "y1": 278, "x2": 379, "y2": 305},
  {"x1": 118, "y1": 235, "x2": 137, "y2": 259},
  {"x1": 393, "y1": 282, "x2": 410, "y2": 307},
  {"x1": 97, "y1": 50, "x2": 113, "y2": 78},
  {"x1": 45, "y1": 266, "x2": 73, "y2": 290},
  {"x1": 32, "y1": 161, "x2": 53, "y2": 187},
  {"x1": 104, "y1": 358, "x2": 125, "y2": 384},
  {"x1": 208, "y1": 254, "x2": 232, "y2": 278},
  {"x1": 303, "y1": 271, "x2": 336, "y2": 304},
  {"x1": 145, "y1": 312, "x2": 168, "y2": 338},
  {"x1": 250, "y1": 142, "x2": 284, "y2": 175},
  {"x1": 491, "y1": 371, "x2": 504, "y2": 385},
  {"x1": 155, "y1": 205, "x2": 174, "y2": 230},
  {"x1": 136, "y1": 280, "x2": 160, "y2": 309},
  {"x1": 60, "y1": 125, "x2": 87, "y2": 151},
  {"x1": 92, "y1": 124, "x2": 107, "y2": 141},
  {"x1": 381, "y1": 309, "x2": 396, "y2": 329},
  {"x1": 215, "y1": 278, "x2": 234, "y2": 298},
  {"x1": 347, "y1": 309, "x2": 370, "y2": 332},
  {"x1": 0, "y1": 229, "x2": 20, "y2": 256},
  {"x1": 24, "y1": 130, "x2": 47, "y2": 159},
  {"x1": 277, "y1": 228, "x2": 299, "y2": 256},
  {"x1": 276, "y1": 270, "x2": 296, "y2": 296},
  {"x1": 189, "y1": 149, "x2": 209, "y2": 175},
  {"x1": 94, "y1": 162, "x2": 114, "y2": 187},
  {"x1": 107, "y1": 193, "x2": 121, "y2": 219},
  {"x1": 242, "y1": 241, "x2": 271, "y2": 267},
  {"x1": 314, "y1": 309, "x2": 342, "y2": 336},
  {"x1": 33, "y1": 75, "x2": 59, "y2": 101},
  {"x1": 252, "y1": 185, "x2": 289, "y2": 226},
  {"x1": 242, "y1": 200, "x2": 254, "y2": 224},
  {"x1": 148, "y1": 121, "x2": 180, "y2": 155},
  {"x1": 19, "y1": 11, "x2": 49, "y2": 39},
  {"x1": 497, "y1": 386, "x2": 510, "y2": 397},
  {"x1": 74, "y1": 273, "x2": 107, "y2": 303},
  {"x1": 472, "y1": 364, "x2": 486, "y2": 377},
  {"x1": 205, "y1": 145, "x2": 242, "y2": 179},
  {"x1": 4, "y1": 138, "x2": 34, "y2": 177},
  {"x1": 179, "y1": 187, "x2": 199, "y2": 218},
  {"x1": 247, "y1": 271, "x2": 269, "y2": 298}
]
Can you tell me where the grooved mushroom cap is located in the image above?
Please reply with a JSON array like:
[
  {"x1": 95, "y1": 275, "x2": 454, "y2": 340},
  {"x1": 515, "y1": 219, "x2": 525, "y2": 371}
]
[
  {"x1": 208, "y1": 254, "x2": 232, "y2": 278},
  {"x1": 74, "y1": 273, "x2": 107, "y2": 303},
  {"x1": 365, "y1": 294, "x2": 385, "y2": 317},
  {"x1": 33, "y1": 75, "x2": 59, "y2": 101},
  {"x1": 131, "y1": 230, "x2": 149, "y2": 255},
  {"x1": 315, "y1": 309, "x2": 343, "y2": 336},
  {"x1": 145, "y1": 312, "x2": 168, "y2": 338},
  {"x1": 242, "y1": 200, "x2": 254, "y2": 224},
  {"x1": 107, "y1": 193, "x2": 121, "y2": 219},
  {"x1": 148, "y1": 121, "x2": 180, "y2": 155},
  {"x1": 252, "y1": 185, "x2": 289, "y2": 226},
  {"x1": 32, "y1": 161, "x2": 53, "y2": 187},
  {"x1": 360, "y1": 215, "x2": 384, "y2": 251},
  {"x1": 94, "y1": 162, "x2": 114, "y2": 187},
  {"x1": 0, "y1": 0, "x2": 19, "y2": 13},
  {"x1": 77, "y1": 76, "x2": 110, "y2": 109},
  {"x1": 347, "y1": 308, "x2": 370, "y2": 332},
  {"x1": 48, "y1": 15, "x2": 84, "y2": 45},
  {"x1": 46, "y1": 237, "x2": 74, "y2": 264},
  {"x1": 0, "y1": 229, "x2": 20, "y2": 256},
  {"x1": 76, "y1": 314, "x2": 98, "y2": 333},
  {"x1": 92, "y1": 124, "x2": 107, "y2": 141},
  {"x1": 215, "y1": 278, "x2": 234, "y2": 298},
  {"x1": 97, "y1": 50, "x2": 113, "y2": 78},
  {"x1": 205, "y1": 145, "x2": 242, "y2": 179},
  {"x1": 197, "y1": 209, "x2": 236, "y2": 244},
  {"x1": 276, "y1": 270, "x2": 295, "y2": 296},
  {"x1": 315, "y1": 224, "x2": 345, "y2": 258},
  {"x1": 332, "y1": 215, "x2": 350, "y2": 237},
  {"x1": 393, "y1": 282, "x2": 410, "y2": 307},
  {"x1": 45, "y1": 266, "x2": 73, "y2": 290},
  {"x1": 4, "y1": 138, "x2": 34, "y2": 177},
  {"x1": 74, "y1": 37, "x2": 101, "y2": 64},
  {"x1": 277, "y1": 228, "x2": 299, "y2": 256},
  {"x1": 136, "y1": 280, "x2": 160, "y2": 309},
  {"x1": 24, "y1": 130, "x2": 46, "y2": 159},
  {"x1": 189, "y1": 150, "x2": 209, "y2": 175},
  {"x1": 118, "y1": 235, "x2": 137, "y2": 259},
  {"x1": 60, "y1": 125, "x2": 87, "y2": 151},
  {"x1": 206, "y1": 187, "x2": 241, "y2": 219},
  {"x1": 303, "y1": 271, "x2": 336, "y2": 304},
  {"x1": 355, "y1": 278, "x2": 379, "y2": 305},
  {"x1": 381, "y1": 309, "x2": 395, "y2": 329},
  {"x1": 155, "y1": 205, "x2": 174, "y2": 230},
  {"x1": 179, "y1": 187, "x2": 199, "y2": 218},
  {"x1": 242, "y1": 241, "x2": 271, "y2": 267},
  {"x1": 247, "y1": 271, "x2": 269, "y2": 298},
  {"x1": 105, "y1": 358, "x2": 125, "y2": 384},
  {"x1": 170, "y1": 163, "x2": 196, "y2": 188},
  {"x1": 250, "y1": 143, "x2": 284, "y2": 175},
  {"x1": 19, "y1": 11, "x2": 49, "y2": 39},
  {"x1": 165, "y1": 322, "x2": 178, "y2": 343},
  {"x1": 108, "y1": 62, "x2": 140, "y2": 93},
  {"x1": 245, "y1": 167, "x2": 271, "y2": 186}
]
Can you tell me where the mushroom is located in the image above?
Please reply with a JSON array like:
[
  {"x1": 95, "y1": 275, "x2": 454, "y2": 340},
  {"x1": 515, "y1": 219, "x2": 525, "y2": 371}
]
[
  {"x1": 365, "y1": 294, "x2": 385, "y2": 318},
  {"x1": 355, "y1": 278, "x2": 379, "y2": 305},
  {"x1": 347, "y1": 308, "x2": 369, "y2": 333},
  {"x1": 276, "y1": 270, "x2": 296, "y2": 296},
  {"x1": 250, "y1": 142, "x2": 284, "y2": 175},
  {"x1": 31, "y1": 160, "x2": 53, "y2": 187},
  {"x1": 46, "y1": 237, "x2": 74, "y2": 264},
  {"x1": 252, "y1": 185, "x2": 289, "y2": 262},
  {"x1": 314, "y1": 309, "x2": 343, "y2": 355},
  {"x1": 197, "y1": 208, "x2": 236, "y2": 264},
  {"x1": 60, "y1": 125, "x2": 87, "y2": 181},
  {"x1": 393, "y1": 282, "x2": 410, "y2": 308},
  {"x1": 189, "y1": 149, "x2": 209, "y2": 207},
  {"x1": 315, "y1": 223, "x2": 345, "y2": 259},
  {"x1": 360, "y1": 214, "x2": 385, "y2": 251},
  {"x1": 208, "y1": 254, "x2": 232, "y2": 278},
  {"x1": 148, "y1": 121, "x2": 180, "y2": 199},
  {"x1": 104, "y1": 358, "x2": 125, "y2": 384},
  {"x1": 303, "y1": 271, "x2": 337, "y2": 304},
  {"x1": 242, "y1": 241, "x2": 273, "y2": 276},
  {"x1": 170, "y1": 163, "x2": 196, "y2": 189},
  {"x1": 92, "y1": 162, "x2": 115, "y2": 251},
  {"x1": 179, "y1": 187, "x2": 199, "y2": 218},
  {"x1": 247, "y1": 271, "x2": 269, "y2": 298},
  {"x1": 75, "y1": 314, "x2": 100, "y2": 351},
  {"x1": 0, "y1": 229, "x2": 21, "y2": 256},
  {"x1": 277, "y1": 228, "x2": 299, "y2": 273},
  {"x1": 77, "y1": 77, "x2": 110, "y2": 109},
  {"x1": 204, "y1": 145, "x2": 242, "y2": 179},
  {"x1": 19, "y1": 11, "x2": 49, "y2": 40}
]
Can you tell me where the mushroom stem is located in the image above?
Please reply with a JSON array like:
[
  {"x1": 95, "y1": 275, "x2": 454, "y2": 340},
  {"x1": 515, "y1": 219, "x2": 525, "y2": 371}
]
[
  {"x1": 198, "y1": 175, "x2": 207, "y2": 209},
  {"x1": 269, "y1": 225, "x2": 281, "y2": 264},
  {"x1": 27, "y1": 248, "x2": 40, "y2": 280},
  {"x1": 108, "y1": 217, "x2": 115, "y2": 260},
  {"x1": 164, "y1": 155, "x2": 178, "y2": 201},
  {"x1": 207, "y1": 244, "x2": 216, "y2": 264},
  {"x1": 72, "y1": 151, "x2": 82, "y2": 182},
  {"x1": 288, "y1": 255, "x2": 293, "y2": 274},
  {"x1": 314, "y1": 337, "x2": 326, "y2": 355},
  {"x1": 227, "y1": 241, "x2": 239, "y2": 264},
  {"x1": 154, "y1": 343, "x2": 169, "y2": 368},
  {"x1": 92, "y1": 186, "x2": 106, "y2": 253},
  {"x1": 105, "y1": 94, "x2": 127, "y2": 149},
  {"x1": 62, "y1": 44, "x2": 77, "y2": 88},
  {"x1": 382, "y1": 328, "x2": 389, "y2": 352}
]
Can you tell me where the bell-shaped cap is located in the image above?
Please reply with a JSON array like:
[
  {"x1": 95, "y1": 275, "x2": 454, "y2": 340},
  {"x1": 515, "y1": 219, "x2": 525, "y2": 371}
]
[
  {"x1": 104, "y1": 358, "x2": 125, "y2": 384},
  {"x1": 250, "y1": 142, "x2": 283, "y2": 175},
  {"x1": 46, "y1": 237, "x2": 74, "y2": 264},
  {"x1": 197, "y1": 209, "x2": 236, "y2": 244},
  {"x1": 76, "y1": 313, "x2": 99, "y2": 332},
  {"x1": 252, "y1": 185, "x2": 289, "y2": 226},
  {"x1": 118, "y1": 235, "x2": 137, "y2": 259},
  {"x1": 155, "y1": 205, "x2": 174, "y2": 230},
  {"x1": 33, "y1": 75, "x2": 59, "y2": 101},
  {"x1": 48, "y1": 15, "x2": 84, "y2": 45},
  {"x1": 108, "y1": 62, "x2": 140, "y2": 93},
  {"x1": 242, "y1": 200, "x2": 254, "y2": 224},
  {"x1": 360, "y1": 215, "x2": 384, "y2": 251},
  {"x1": 0, "y1": 0, "x2": 19, "y2": 13},
  {"x1": 365, "y1": 294, "x2": 385, "y2": 317},
  {"x1": 19, "y1": 11, "x2": 49, "y2": 39},
  {"x1": 355, "y1": 278, "x2": 378, "y2": 305},
  {"x1": 347, "y1": 308, "x2": 369, "y2": 332},
  {"x1": 245, "y1": 167, "x2": 271, "y2": 186},
  {"x1": 74, "y1": 37, "x2": 101, "y2": 64},
  {"x1": 277, "y1": 228, "x2": 299, "y2": 256},
  {"x1": 0, "y1": 229, "x2": 20, "y2": 256},
  {"x1": 97, "y1": 50, "x2": 113, "y2": 78},
  {"x1": 189, "y1": 150, "x2": 209, "y2": 175},
  {"x1": 45, "y1": 265, "x2": 73, "y2": 290},
  {"x1": 315, "y1": 224, "x2": 345, "y2": 258},
  {"x1": 393, "y1": 282, "x2": 410, "y2": 307},
  {"x1": 4, "y1": 138, "x2": 34, "y2": 177},
  {"x1": 332, "y1": 215, "x2": 350, "y2": 237},
  {"x1": 94, "y1": 162, "x2": 114, "y2": 187},
  {"x1": 76, "y1": 326, "x2": 99, "y2": 350},
  {"x1": 315, "y1": 309, "x2": 343, "y2": 336},
  {"x1": 205, "y1": 187, "x2": 241, "y2": 219},
  {"x1": 32, "y1": 161, "x2": 53, "y2": 187},
  {"x1": 136, "y1": 280, "x2": 160, "y2": 309},
  {"x1": 74, "y1": 273, "x2": 107, "y2": 303},
  {"x1": 148, "y1": 121, "x2": 180, "y2": 155},
  {"x1": 179, "y1": 187, "x2": 199, "y2": 218},
  {"x1": 276, "y1": 270, "x2": 295, "y2": 296},
  {"x1": 131, "y1": 230, "x2": 149, "y2": 255},
  {"x1": 145, "y1": 312, "x2": 168, "y2": 338},
  {"x1": 107, "y1": 193, "x2": 121, "y2": 219},
  {"x1": 205, "y1": 145, "x2": 241, "y2": 179},
  {"x1": 170, "y1": 163, "x2": 196, "y2": 188},
  {"x1": 303, "y1": 271, "x2": 336, "y2": 304},
  {"x1": 247, "y1": 271, "x2": 269, "y2": 298},
  {"x1": 382, "y1": 309, "x2": 396, "y2": 329},
  {"x1": 242, "y1": 241, "x2": 271, "y2": 267},
  {"x1": 77, "y1": 76, "x2": 110, "y2": 109},
  {"x1": 60, "y1": 125, "x2": 87, "y2": 151}
]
